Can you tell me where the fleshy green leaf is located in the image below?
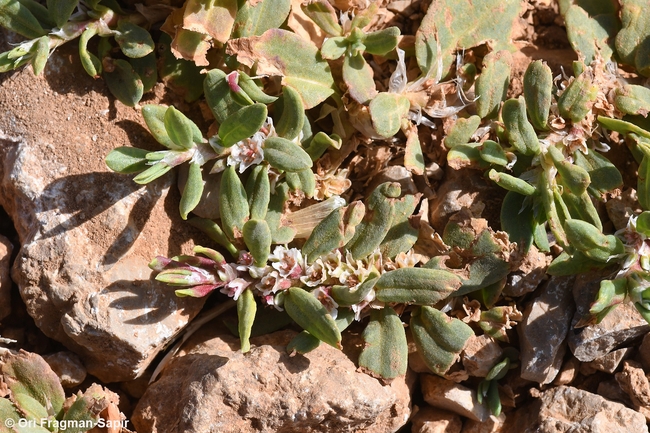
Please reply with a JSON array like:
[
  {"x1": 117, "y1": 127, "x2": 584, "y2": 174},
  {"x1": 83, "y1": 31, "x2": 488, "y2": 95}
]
[
  {"x1": 204, "y1": 68, "x2": 247, "y2": 124},
  {"x1": 242, "y1": 219, "x2": 271, "y2": 266},
  {"x1": 164, "y1": 106, "x2": 199, "y2": 150},
  {"x1": 1, "y1": 351, "x2": 65, "y2": 418},
  {"x1": 523, "y1": 60, "x2": 553, "y2": 130},
  {"x1": 358, "y1": 307, "x2": 408, "y2": 379},
  {"x1": 245, "y1": 164, "x2": 270, "y2": 220},
  {"x1": 226, "y1": 29, "x2": 335, "y2": 109},
  {"x1": 105, "y1": 146, "x2": 150, "y2": 173},
  {"x1": 502, "y1": 96, "x2": 540, "y2": 155},
  {"x1": 564, "y1": 4, "x2": 619, "y2": 63},
  {"x1": 218, "y1": 103, "x2": 267, "y2": 147},
  {"x1": 237, "y1": 289, "x2": 257, "y2": 353},
  {"x1": 300, "y1": 0, "x2": 341, "y2": 36},
  {"x1": 443, "y1": 115, "x2": 481, "y2": 149},
  {"x1": 46, "y1": 0, "x2": 77, "y2": 28},
  {"x1": 343, "y1": 52, "x2": 377, "y2": 104},
  {"x1": 475, "y1": 51, "x2": 512, "y2": 119},
  {"x1": 284, "y1": 287, "x2": 341, "y2": 349},
  {"x1": 500, "y1": 191, "x2": 534, "y2": 253},
  {"x1": 233, "y1": 0, "x2": 291, "y2": 38},
  {"x1": 263, "y1": 137, "x2": 313, "y2": 172},
  {"x1": 616, "y1": 0, "x2": 650, "y2": 75},
  {"x1": 79, "y1": 27, "x2": 101, "y2": 78},
  {"x1": 179, "y1": 162, "x2": 204, "y2": 220},
  {"x1": 183, "y1": 0, "x2": 238, "y2": 44},
  {"x1": 115, "y1": 20, "x2": 155, "y2": 59},
  {"x1": 369, "y1": 92, "x2": 410, "y2": 139},
  {"x1": 102, "y1": 58, "x2": 144, "y2": 107},
  {"x1": 219, "y1": 165, "x2": 249, "y2": 241},
  {"x1": 130, "y1": 51, "x2": 158, "y2": 93},
  {"x1": 275, "y1": 85, "x2": 305, "y2": 141},
  {"x1": 410, "y1": 306, "x2": 473, "y2": 375},
  {"x1": 142, "y1": 105, "x2": 182, "y2": 150},
  {"x1": 375, "y1": 268, "x2": 462, "y2": 304},
  {"x1": 345, "y1": 182, "x2": 401, "y2": 260}
]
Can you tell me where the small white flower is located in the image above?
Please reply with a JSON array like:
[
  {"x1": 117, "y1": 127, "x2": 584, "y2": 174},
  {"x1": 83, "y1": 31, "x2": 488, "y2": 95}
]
[
  {"x1": 269, "y1": 246, "x2": 303, "y2": 279},
  {"x1": 220, "y1": 278, "x2": 250, "y2": 300},
  {"x1": 227, "y1": 132, "x2": 265, "y2": 173},
  {"x1": 312, "y1": 287, "x2": 338, "y2": 319},
  {"x1": 300, "y1": 259, "x2": 328, "y2": 287}
]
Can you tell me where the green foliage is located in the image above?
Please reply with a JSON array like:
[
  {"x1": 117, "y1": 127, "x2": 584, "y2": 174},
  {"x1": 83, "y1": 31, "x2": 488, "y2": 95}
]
[
  {"x1": 415, "y1": 0, "x2": 522, "y2": 79},
  {"x1": 0, "y1": 351, "x2": 119, "y2": 432}
]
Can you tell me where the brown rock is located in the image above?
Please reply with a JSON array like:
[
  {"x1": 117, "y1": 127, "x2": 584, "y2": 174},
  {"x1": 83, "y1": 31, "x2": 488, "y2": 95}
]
[
  {"x1": 502, "y1": 386, "x2": 648, "y2": 433},
  {"x1": 639, "y1": 332, "x2": 650, "y2": 371},
  {"x1": 586, "y1": 347, "x2": 633, "y2": 373},
  {"x1": 132, "y1": 328, "x2": 412, "y2": 433},
  {"x1": 421, "y1": 374, "x2": 490, "y2": 422},
  {"x1": 0, "y1": 234, "x2": 12, "y2": 321},
  {"x1": 597, "y1": 379, "x2": 631, "y2": 404},
  {"x1": 461, "y1": 335, "x2": 503, "y2": 377},
  {"x1": 518, "y1": 276, "x2": 575, "y2": 384},
  {"x1": 0, "y1": 44, "x2": 206, "y2": 382},
  {"x1": 410, "y1": 406, "x2": 462, "y2": 433},
  {"x1": 428, "y1": 168, "x2": 503, "y2": 233},
  {"x1": 569, "y1": 271, "x2": 650, "y2": 362},
  {"x1": 616, "y1": 360, "x2": 650, "y2": 408},
  {"x1": 461, "y1": 414, "x2": 505, "y2": 433},
  {"x1": 502, "y1": 245, "x2": 549, "y2": 297},
  {"x1": 43, "y1": 351, "x2": 87, "y2": 388},
  {"x1": 552, "y1": 356, "x2": 579, "y2": 386}
]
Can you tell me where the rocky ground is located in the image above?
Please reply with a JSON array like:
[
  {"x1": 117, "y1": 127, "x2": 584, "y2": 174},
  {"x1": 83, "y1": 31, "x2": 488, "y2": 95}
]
[{"x1": 2, "y1": 1, "x2": 650, "y2": 432}]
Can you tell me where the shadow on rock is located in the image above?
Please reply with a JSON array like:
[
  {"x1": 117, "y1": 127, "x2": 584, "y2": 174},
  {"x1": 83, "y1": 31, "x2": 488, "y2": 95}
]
[{"x1": 103, "y1": 279, "x2": 197, "y2": 325}]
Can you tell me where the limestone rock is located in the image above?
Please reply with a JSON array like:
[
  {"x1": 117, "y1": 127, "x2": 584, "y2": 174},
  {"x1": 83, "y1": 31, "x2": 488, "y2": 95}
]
[
  {"x1": 461, "y1": 335, "x2": 503, "y2": 377},
  {"x1": 43, "y1": 351, "x2": 87, "y2": 388},
  {"x1": 518, "y1": 275, "x2": 575, "y2": 384},
  {"x1": 639, "y1": 332, "x2": 650, "y2": 371},
  {"x1": 0, "y1": 234, "x2": 12, "y2": 321},
  {"x1": 616, "y1": 360, "x2": 650, "y2": 409},
  {"x1": 132, "y1": 328, "x2": 412, "y2": 433},
  {"x1": 569, "y1": 272, "x2": 650, "y2": 362},
  {"x1": 420, "y1": 374, "x2": 490, "y2": 422},
  {"x1": 503, "y1": 386, "x2": 648, "y2": 433},
  {"x1": 585, "y1": 347, "x2": 633, "y2": 373},
  {"x1": 410, "y1": 406, "x2": 462, "y2": 433},
  {"x1": 0, "y1": 44, "x2": 206, "y2": 382},
  {"x1": 461, "y1": 414, "x2": 506, "y2": 433},
  {"x1": 502, "y1": 245, "x2": 549, "y2": 298},
  {"x1": 552, "y1": 356, "x2": 579, "y2": 386}
]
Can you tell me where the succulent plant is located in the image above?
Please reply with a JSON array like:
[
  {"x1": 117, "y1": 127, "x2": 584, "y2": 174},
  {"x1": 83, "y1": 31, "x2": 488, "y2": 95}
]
[{"x1": 0, "y1": 350, "x2": 125, "y2": 433}]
